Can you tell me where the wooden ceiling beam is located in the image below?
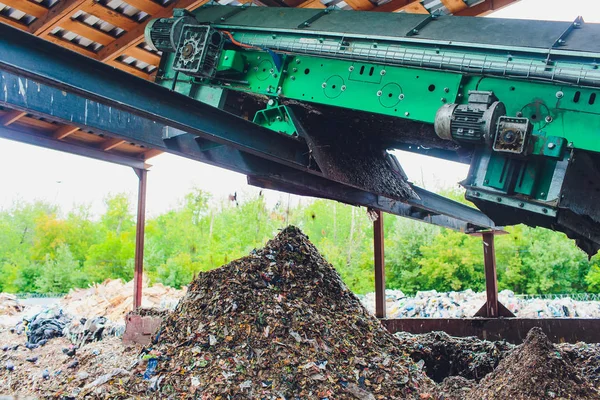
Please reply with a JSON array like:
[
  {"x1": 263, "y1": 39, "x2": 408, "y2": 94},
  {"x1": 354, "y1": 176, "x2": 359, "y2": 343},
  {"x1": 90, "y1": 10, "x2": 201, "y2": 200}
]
[
  {"x1": 0, "y1": 16, "x2": 30, "y2": 31},
  {"x1": 107, "y1": 59, "x2": 152, "y2": 79},
  {"x1": 59, "y1": 18, "x2": 116, "y2": 46},
  {"x1": 297, "y1": 0, "x2": 326, "y2": 8},
  {"x1": 1, "y1": 110, "x2": 26, "y2": 127},
  {"x1": 31, "y1": 0, "x2": 90, "y2": 36},
  {"x1": 454, "y1": 0, "x2": 518, "y2": 16},
  {"x1": 43, "y1": 33, "x2": 99, "y2": 58},
  {"x1": 2, "y1": 0, "x2": 48, "y2": 19},
  {"x1": 124, "y1": 0, "x2": 164, "y2": 15},
  {"x1": 344, "y1": 0, "x2": 375, "y2": 11},
  {"x1": 80, "y1": 2, "x2": 140, "y2": 31},
  {"x1": 52, "y1": 125, "x2": 80, "y2": 140},
  {"x1": 100, "y1": 137, "x2": 126, "y2": 151},
  {"x1": 97, "y1": 0, "x2": 210, "y2": 62},
  {"x1": 126, "y1": 45, "x2": 161, "y2": 66}
]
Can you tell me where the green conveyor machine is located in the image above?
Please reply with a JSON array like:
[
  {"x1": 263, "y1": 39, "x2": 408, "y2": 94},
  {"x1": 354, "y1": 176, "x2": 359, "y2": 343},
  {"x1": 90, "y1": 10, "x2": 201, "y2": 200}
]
[{"x1": 145, "y1": 5, "x2": 600, "y2": 254}]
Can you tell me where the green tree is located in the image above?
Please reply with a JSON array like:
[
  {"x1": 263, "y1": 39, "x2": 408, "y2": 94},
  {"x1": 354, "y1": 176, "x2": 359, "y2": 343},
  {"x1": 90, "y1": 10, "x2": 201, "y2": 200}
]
[{"x1": 36, "y1": 244, "x2": 79, "y2": 293}]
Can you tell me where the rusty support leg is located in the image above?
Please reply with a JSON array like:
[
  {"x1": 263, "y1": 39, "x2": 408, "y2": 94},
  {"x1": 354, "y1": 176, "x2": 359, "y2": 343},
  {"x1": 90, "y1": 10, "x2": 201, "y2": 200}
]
[
  {"x1": 474, "y1": 231, "x2": 515, "y2": 318},
  {"x1": 373, "y1": 210, "x2": 386, "y2": 319},
  {"x1": 133, "y1": 168, "x2": 147, "y2": 310},
  {"x1": 482, "y1": 231, "x2": 498, "y2": 317}
]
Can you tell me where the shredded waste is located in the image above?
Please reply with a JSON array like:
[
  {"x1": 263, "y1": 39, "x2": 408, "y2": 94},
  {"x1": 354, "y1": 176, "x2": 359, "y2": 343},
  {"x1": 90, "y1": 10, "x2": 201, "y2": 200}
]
[
  {"x1": 466, "y1": 327, "x2": 599, "y2": 399},
  {"x1": 122, "y1": 226, "x2": 435, "y2": 399},
  {"x1": 2, "y1": 226, "x2": 600, "y2": 399}
]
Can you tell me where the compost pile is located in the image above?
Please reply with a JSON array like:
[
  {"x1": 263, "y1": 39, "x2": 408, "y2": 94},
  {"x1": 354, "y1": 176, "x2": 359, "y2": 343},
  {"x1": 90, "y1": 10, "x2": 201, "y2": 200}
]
[
  {"x1": 466, "y1": 327, "x2": 599, "y2": 400},
  {"x1": 124, "y1": 226, "x2": 435, "y2": 399},
  {"x1": 395, "y1": 331, "x2": 514, "y2": 382}
]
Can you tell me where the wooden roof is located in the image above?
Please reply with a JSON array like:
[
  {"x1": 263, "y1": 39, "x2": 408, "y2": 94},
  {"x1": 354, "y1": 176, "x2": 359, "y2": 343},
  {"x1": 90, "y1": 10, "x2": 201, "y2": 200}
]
[{"x1": 0, "y1": 0, "x2": 518, "y2": 164}]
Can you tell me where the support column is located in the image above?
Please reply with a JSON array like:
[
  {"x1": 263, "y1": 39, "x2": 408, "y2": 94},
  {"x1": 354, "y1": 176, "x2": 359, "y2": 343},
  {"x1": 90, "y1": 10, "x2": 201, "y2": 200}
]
[
  {"x1": 373, "y1": 210, "x2": 386, "y2": 319},
  {"x1": 473, "y1": 230, "x2": 515, "y2": 318},
  {"x1": 133, "y1": 168, "x2": 147, "y2": 310}
]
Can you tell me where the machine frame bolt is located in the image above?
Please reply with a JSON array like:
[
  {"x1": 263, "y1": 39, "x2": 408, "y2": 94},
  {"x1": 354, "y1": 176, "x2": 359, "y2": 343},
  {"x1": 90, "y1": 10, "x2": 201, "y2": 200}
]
[
  {"x1": 545, "y1": 116, "x2": 553, "y2": 123},
  {"x1": 556, "y1": 91, "x2": 564, "y2": 99},
  {"x1": 322, "y1": 82, "x2": 327, "y2": 88},
  {"x1": 349, "y1": 66, "x2": 354, "y2": 72},
  {"x1": 380, "y1": 70, "x2": 386, "y2": 76},
  {"x1": 377, "y1": 90, "x2": 382, "y2": 96},
  {"x1": 399, "y1": 94, "x2": 405, "y2": 100},
  {"x1": 405, "y1": 111, "x2": 410, "y2": 116},
  {"x1": 341, "y1": 85, "x2": 346, "y2": 91},
  {"x1": 547, "y1": 142, "x2": 556, "y2": 149}
]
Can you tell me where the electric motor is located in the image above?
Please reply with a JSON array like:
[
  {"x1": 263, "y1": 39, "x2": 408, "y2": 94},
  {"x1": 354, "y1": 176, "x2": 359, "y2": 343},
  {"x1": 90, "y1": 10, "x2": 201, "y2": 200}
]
[
  {"x1": 434, "y1": 91, "x2": 506, "y2": 146},
  {"x1": 144, "y1": 9, "x2": 198, "y2": 53}
]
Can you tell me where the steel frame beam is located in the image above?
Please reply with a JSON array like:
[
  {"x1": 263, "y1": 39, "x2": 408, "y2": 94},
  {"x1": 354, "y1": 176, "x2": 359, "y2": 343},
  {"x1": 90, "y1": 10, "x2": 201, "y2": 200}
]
[
  {"x1": 373, "y1": 210, "x2": 386, "y2": 319},
  {"x1": 0, "y1": 23, "x2": 495, "y2": 233},
  {"x1": 133, "y1": 168, "x2": 147, "y2": 310}
]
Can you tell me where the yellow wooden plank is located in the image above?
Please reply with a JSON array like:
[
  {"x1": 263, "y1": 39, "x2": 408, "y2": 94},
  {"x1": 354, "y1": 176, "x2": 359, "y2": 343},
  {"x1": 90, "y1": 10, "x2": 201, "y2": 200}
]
[
  {"x1": 59, "y1": 18, "x2": 115, "y2": 46},
  {"x1": 2, "y1": 0, "x2": 47, "y2": 18}
]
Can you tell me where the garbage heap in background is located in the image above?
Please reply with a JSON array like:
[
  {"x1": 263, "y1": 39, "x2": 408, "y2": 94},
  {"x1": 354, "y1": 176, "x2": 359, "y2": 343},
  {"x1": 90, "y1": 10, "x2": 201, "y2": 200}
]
[
  {"x1": 122, "y1": 226, "x2": 436, "y2": 399},
  {"x1": 360, "y1": 289, "x2": 600, "y2": 318}
]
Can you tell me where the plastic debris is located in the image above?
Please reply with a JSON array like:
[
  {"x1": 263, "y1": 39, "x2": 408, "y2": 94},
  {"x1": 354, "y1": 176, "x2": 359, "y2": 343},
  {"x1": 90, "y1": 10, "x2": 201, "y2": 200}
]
[{"x1": 360, "y1": 289, "x2": 600, "y2": 318}]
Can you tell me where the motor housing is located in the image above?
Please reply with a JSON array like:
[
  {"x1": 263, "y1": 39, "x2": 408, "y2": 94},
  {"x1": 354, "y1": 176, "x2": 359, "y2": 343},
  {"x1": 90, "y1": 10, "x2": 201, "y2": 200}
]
[{"x1": 435, "y1": 91, "x2": 506, "y2": 146}]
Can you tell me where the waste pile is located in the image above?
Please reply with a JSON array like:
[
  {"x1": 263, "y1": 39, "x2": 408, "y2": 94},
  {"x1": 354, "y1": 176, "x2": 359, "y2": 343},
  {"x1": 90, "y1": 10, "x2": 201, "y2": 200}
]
[
  {"x1": 466, "y1": 328, "x2": 598, "y2": 400},
  {"x1": 14, "y1": 307, "x2": 72, "y2": 349},
  {"x1": 360, "y1": 289, "x2": 600, "y2": 318},
  {"x1": 0, "y1": 293, "x2": 23, "y2": 315},
  {"x1": 121, "y1": 226, "x2": 436, "y2": 399},
  {"x1": 395, "y1": 331, "x2": 514, "y2": 382},
  {"x1": 60, "y1": 278, "x2": 184, "y2": 323}
]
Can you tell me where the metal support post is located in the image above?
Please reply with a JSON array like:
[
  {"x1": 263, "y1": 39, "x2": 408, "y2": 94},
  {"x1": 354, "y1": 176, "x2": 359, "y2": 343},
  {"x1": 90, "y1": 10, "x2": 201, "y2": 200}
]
[
  {"x1": 133, "y1": 168, "x2": 148, "y2": 310},
  {"x1": 473, "y1": 230, "x2": 515, "y2": 318},
  {"x1": 373, "y1": 210, "x2": 386, "y2": 319}
]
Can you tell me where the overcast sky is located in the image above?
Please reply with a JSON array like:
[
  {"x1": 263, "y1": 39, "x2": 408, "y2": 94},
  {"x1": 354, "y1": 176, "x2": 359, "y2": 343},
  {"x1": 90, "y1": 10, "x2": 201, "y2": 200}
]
[{"x1": 0, "y1": 0, "x2": 598, "y2": 217}]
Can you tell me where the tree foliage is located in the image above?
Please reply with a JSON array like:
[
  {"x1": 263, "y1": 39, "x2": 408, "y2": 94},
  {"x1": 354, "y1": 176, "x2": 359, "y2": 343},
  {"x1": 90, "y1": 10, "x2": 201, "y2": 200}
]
[{"x1": 0, "y1": 188, "x2": 598, "y2": 295}]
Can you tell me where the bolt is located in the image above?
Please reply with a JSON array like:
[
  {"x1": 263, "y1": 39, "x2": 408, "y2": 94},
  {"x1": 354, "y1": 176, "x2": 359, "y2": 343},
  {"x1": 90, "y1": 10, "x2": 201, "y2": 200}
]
[
  {"x1": 304, "y1": 22, "x2": 310, "y2": 27},
  {"x1": 444, "y1": 87, "x2": 449, "y2": 93},
  {"x1": 541, "y1": 192, "x2": 546, "y2": 196},
  {"x1": 270, "y1": 69, "x2": 274, "y2": 74},
  {"x1": 399, "y1": 94, "x2": 405, "y2": 100},
  {"x1": 497, "y1": 197, "x2": 502, "y2": 202},
  {"x1": 547, "y1": 142, "x2": 556, "y2": 149},
  {"x1": 556, "y1": 90, "x2": 564, "y2": 99},
  {"x1": 568, "y1": 142, "x2": 574, "y2": 148},
  {"x1": 322, "y1": 82, "x2": 327, "y2": 88},
  {"x1": 349, "y1": 66, "x2": 354, "y2": 72},
  {"x1": 273, "y1": 74, "x2": 278, "y2": 78},
  {"x1": 296, "y1": 59, "x2": 301, "y2": 64},
  {"x1": 516, "y1": 112, "x2": 523, "y2": 117},
  {"x1": 276, "y1": 116, "x2": 282, "y2": 121},
  {"x1": 267, "y1": 99, "x2": 275, "y2": 106},
  {"x1": 380, "y1": 70, "x2": 386, "y2": 76},
  {"x1": 290, "y1": 76, "x2": 296, "y2": 81},
  {"x1": 412, "y1": 29, "x2": 419, "y2": 34},
  {"x1": 377, "y1": 90, "x2": 382, "y2": 96},
  {"x1": 405, "y1": 112, "x2": 410, "y2": 117},
  {"x1": 484, "y1": 179, "x2": 489, "y2": 184},
  {"x1": 457, "y1": 93, "x2": 463, "y2": 98},
  {"x1": 545, "y1": 116, "x2": 553, "y2": 123},
  {"x1": 341, "y1": 85, "x2": 346, "y2": 91},
  {"x1": 475, "y1": 192, "x2": 481, "y2": 197},
  {"x1": 272, "y1": 34, "x2": 276, "y2": 39},
  {"x1": 542, "y1": 208, "x2": 548, "y2": 214},
  {"x1": 253, "y1": 67, "x2": 258, "y2": 71},
  {"x1": 257, "y1": 56, "x2": 261, "y2": 60},
  {"x1": 519, "y1": 202, "x2": 525, "y2": 208},
  {"x1": 224, "y1": 56, "x2": 229, "y2": 60},
  {"x1": 293, "y1": 68, "x2": 298, "y2": 72},
  {"x1": 441, "y1": 97, "x2": 446, "y2": 103}
]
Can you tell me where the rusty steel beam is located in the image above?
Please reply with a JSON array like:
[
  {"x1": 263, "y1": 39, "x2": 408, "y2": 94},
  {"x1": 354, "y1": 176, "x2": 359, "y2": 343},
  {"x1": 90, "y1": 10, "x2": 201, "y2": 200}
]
[
  {"x1": 133, "y1": 168, "x2": 148, "y2": 310},
  {"x1": 381, "y1": 318, "x2": 600, "y2": 344},
  {"x1": 373, "y1": 210, "x2": 386, "y2": 319}
]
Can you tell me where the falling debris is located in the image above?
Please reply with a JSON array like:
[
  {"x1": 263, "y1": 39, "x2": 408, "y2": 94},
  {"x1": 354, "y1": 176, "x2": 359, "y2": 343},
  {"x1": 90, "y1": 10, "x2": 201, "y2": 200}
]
[
  {"x1": 466, "y1": 327, "x2": 599, "y2": 399},
  {"x1": 123, "y1": 226, "x2": 435, "y2": 398}
]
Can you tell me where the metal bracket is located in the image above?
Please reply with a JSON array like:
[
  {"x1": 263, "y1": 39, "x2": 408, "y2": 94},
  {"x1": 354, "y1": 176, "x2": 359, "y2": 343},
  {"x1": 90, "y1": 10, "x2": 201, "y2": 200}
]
[
  {"x1": 298, "y1": 8, "x2": 333, "y2": 29},
  {"x1": 545, "y1": 16, "x2": 584, "y2": 65},
  {"x1": 406, "y1": 14, "x2": 437, "y2": 37}
]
